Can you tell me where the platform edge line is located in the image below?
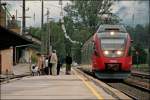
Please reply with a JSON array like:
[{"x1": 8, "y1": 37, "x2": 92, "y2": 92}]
[{"x1": 73, "y1": 70, "x2": 103, "y2": 100}]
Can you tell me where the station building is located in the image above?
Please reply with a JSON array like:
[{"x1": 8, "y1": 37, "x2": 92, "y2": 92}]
[{"x1": 0, "y1": 5, "x2": 41, "y2": 75}]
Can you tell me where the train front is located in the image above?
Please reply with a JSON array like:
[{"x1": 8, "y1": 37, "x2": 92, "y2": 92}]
[{"x1": 93, "y1": 25, "x2": 132, "y2": 79}]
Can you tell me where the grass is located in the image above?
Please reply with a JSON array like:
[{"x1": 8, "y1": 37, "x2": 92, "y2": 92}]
[{"x1": 132, "y1": 64, "x2": 150, "y2": 73}]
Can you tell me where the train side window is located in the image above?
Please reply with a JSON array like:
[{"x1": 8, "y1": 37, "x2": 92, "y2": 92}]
[
  {"x1": 128, "y1": 46, "x2": 132, "y2": 56},
  {"x1": 90, "y1": 42, "x2": 93, "y2": 53},
  {"x1": 93, "y1": 43, "x2": 99, "y2": 57},
  {"x1": 93, "y1": 42, "x2": 96, "y2": 50},
  {"x1": 92, "y1": 42, "x2": 94, "y2": 48}
]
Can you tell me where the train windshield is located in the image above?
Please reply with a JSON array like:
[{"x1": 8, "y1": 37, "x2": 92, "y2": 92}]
[
  {"x1": 100, "y1": 38, "x2": 126, "y2": 50},
  {"x1": 97, "y1": 25, "x2": 127, "y2": 33}
]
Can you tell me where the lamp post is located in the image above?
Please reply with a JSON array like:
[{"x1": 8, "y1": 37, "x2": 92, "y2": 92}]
[
  {"x1": 45, "y1": 8, "x2": 54, "y2": 54},
  {"x1": 41, "y1": 0, "x2": 44, "y2": 28},
  {"x1": 22, "y1": 0, "x2": 25, "y2": 34}
]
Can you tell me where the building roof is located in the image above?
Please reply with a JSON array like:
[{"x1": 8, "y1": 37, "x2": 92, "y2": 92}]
[
  {"x1": 25, "y1": 34, "x2": 41, "y2": 45},
  {"x1": 97, "y1": 24, "x2": 127, "y2": 33},
  {"x1": 0, "y1": 26, "x2": 33, "y2": 50}
]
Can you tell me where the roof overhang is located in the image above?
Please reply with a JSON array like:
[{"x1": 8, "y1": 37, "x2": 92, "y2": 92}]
[{"x1": 0, "y1": 26, "x2": 33, "y2": 50}]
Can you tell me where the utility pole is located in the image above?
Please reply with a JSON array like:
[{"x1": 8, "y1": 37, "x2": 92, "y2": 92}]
[
  {"x1": 46, "y1": 9, "x2": 52, "y2": 54},
  {"x1": 59, "y1": 0, "x2": 63, "y2": 17},
  {"x1": 46, "y1": 8, "x2": 50, "y2": 54},
  {"x1": 16, "y1": 9, "x2": 17, "y2": 20},
  {"x1": 132, "y1": 14, "x2": 135, "y2": 28},
  {"x1": 41, "y1": 0, "x2": 44, "y2": 28},
  {"x1": 22, "y1": 0, "x2": 25, "y2": 34},
  {"x1": 41, "y1": 0, "x2": 44, "y2": 53},
  {"x1": 33, "y1": 13, "x2": 35, "y2": 24},
  {"x1": 47, "y1": 9, "x2": 50, "y2": 54},
  {"x1": 18, "y1": 7, "x2": 31, "y2": 35}
]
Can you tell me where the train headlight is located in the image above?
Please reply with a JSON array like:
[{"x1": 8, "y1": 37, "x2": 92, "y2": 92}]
[
  {"x1": 104, "y1": 50, "x2": 109, "y2": 55},
  {"x1": 116, "y1": 50, "x2": 122, "y2": 55},
  {"x1": 110, "y1": 31, "x2": 115, "y2": 36}
]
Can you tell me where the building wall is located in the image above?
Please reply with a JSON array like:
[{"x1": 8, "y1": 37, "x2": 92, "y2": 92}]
[
  {"x1": 8, "y1": 19, "x2": 21, "y2": 34},
  {"x1": 0, "y1": 6, "x2": 6, "y2": 27},
  {"x1": 0, "y1": 48, "x2": 13, "y2": 74},
  {"x1": 9, "y1": 28, "x2": 21, "y2": 34},
  {"x1": 18, "y1": 47, "x2": 38, "y2": 64},
  {"x1": 24, "y1": 48, "x2": 33, "y2": 63}
]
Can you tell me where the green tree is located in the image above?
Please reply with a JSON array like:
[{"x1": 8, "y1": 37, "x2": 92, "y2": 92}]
[
  {"x1": 64, "y1": 0, "x2": 114, "y2": 34},
  {"x1": 126, "y1": 24, "x2": 149, "y2": 65},
  {"x1": 133, "y1": 43, "x2": 147, "y2": 64},
  {"x1": 28, "y1": 27, "x2": 42, "y2": 39},
  {"x1": 50, "y1": 21, "x2": 66, "y2": 57},
  {"x1": 63, "y1": 0, "x2": 116, "y2": 63},
  {"x1": 126, "y1": 24, "x2": 149, "y2": 48}
]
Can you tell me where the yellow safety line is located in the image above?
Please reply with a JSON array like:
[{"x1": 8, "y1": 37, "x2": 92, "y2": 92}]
[{"x1": 73, "y1": 70, "x2": 103, "y2": 100}]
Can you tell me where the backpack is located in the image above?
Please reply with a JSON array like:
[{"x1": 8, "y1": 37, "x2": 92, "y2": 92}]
[{"x1": 32, "y1": 65, "x2": 35, "y2": 69}]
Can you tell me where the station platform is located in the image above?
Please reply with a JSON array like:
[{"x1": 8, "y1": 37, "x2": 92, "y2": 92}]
[{"x1": 1, "y1": 67, "x2": 131, "y2": 99}]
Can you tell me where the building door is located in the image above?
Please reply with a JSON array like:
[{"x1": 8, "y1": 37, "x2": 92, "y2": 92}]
[
  {"x1": 0, "y1": 53, "x2": 1, "y2": 74},
  {"x1": 13, "y1": 47, "x2": 16, "y2": 65}
]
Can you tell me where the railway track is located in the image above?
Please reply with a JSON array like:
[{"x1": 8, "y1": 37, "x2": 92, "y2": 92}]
[
  {"x1": 0, "y1": 74, "x2": 30, "y2": 84},
  {"x1": 125, "y1": 77, "x2": 150, "y2": 91},
  {"x1": 131, "y1": 71, "x2": 150, "y2": 79},
  {"x1": 107, "y1": 80, "x2": 150, "y2": 100},
  {"x1": 129, "y1": 71, "x2": 150, "y2": 90},
  {"x1": 106, "y1": 79, "x2": 150, "y2": 100},
  {"x1": 78, "y1": 68, "x2": 150, "y2": 100}
]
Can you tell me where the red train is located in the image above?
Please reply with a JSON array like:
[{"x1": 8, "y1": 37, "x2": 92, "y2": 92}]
[{"x1": 81, "y1": 24, "x2": 132, "y2": 79}]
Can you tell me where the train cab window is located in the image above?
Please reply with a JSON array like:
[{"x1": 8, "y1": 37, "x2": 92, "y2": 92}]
[
  {"x1": 97, "y1": 25, "x2": 127, "y2": 33},
  {"x1": 100, "y1": 38, "x2": 125, "y2": 50}
]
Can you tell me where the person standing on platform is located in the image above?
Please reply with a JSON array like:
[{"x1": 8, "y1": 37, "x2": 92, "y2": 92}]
[
  {"x1": 44, "y1": 56, "x2": 49, "y2": 75},
  {"x1": 65, "y1": 54, "x2": 72, "y2": 75},
  {"x1": 41, "y1": 54, "x2": 45, "y2": 75},
  {"x1": 37, "y1": 53, "x2": 43, "y2": 75},
  {"x1": 57, "y1": 55, "x2": 62, "y2": 75},
  {"x1": 48, "y1": 52, "x2": 52, "y2": 75},
  {"x1": 31, "y1": 64, "x2": 38, "y2": 76},
  {"x1": 50, "y1": 50, "x2": 58, "y2": 75}
]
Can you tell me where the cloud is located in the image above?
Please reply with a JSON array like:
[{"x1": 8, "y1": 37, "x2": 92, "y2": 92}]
[{"x1": 111, "y1": 1, "x2": 149, "y2": 26}]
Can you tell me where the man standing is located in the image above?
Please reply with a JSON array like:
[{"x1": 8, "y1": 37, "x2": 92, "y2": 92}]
[
  {"x1": 57, "y1": 55, "x2": 62, "y2": 75},
  {"x1": 37, "y1": 53, "x2": 43, "y2": 75},
  {"x1": 65, "y1": 54, "x2": 72, "y2": 75},
  {"x1": 50, "y1": 50, "x2": 58, "y2": 75},
  {"x1": 44, "y1": 56, "x2": 49, "y2": 75},
  {"x1": 48, "y1": 52, "x2": 52, "y2": 75}
]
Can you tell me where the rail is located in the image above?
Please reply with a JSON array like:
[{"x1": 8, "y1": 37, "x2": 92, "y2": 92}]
[{"x1": 131, "y1": 71, "x2": 150, "y2": 79}]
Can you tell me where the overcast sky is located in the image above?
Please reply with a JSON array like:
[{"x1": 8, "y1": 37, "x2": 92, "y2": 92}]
[
  {"x1": 111, "y1": 0, "x2": 149, "y2": 26},
  {"x1": 1, "y1": 0, "x2": 149, "y2": 28},
  {"x1": 2, "y1": 0, "x2": 70, "y2": 28}
]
